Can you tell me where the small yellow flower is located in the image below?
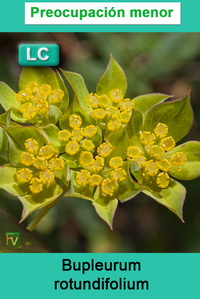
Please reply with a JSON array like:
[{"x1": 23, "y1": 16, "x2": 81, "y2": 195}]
[
  {"x1": 160, "y1": 137, "x2": 176, "y2": 151},
  {"x1": 120, "y1": 111, "x2": 131, "y2": 124},
  {"x1": 110, "y1": 89, "x2": 123, "y2": 103},
  {"x1": 39, "y1": 84, "x2": 51, "y2": 96},
  {"x1": 69, "y1": 114, "x2": 82, "y2": 129},
  {"x1": 71, "y1": 129, "x2": 83, "y2": 142},
  {"x1": 107, "y1": 119, "x2": 121, "y2": 131},
  {"x1": 83, "y1": 125, "x2": 98, "y2": 138},
  {"x1": 87, "y1": 93, "x2": 100, "y2": 108},
  {"x1": 171, "y1": 152, "x2": 187, "y2": 166},
  {"x1": 99, "y1": 95, "x2": 111, "y2": 108},
  {"x1": 33, "y1": 157, "x2": 48, "y2": 170},
  {"x1": 156, "y1": 172, "x2": 170, "y2": 188},
  {"x1": 140, "y1": 131, "x2": 156, "y2": 145},
  {"x1": 58, "y1": 130, "x2": 72, "y2": 142},
  {"x1": 22, "y1": 103, "x2": 37, "y2": 120},
  {"x1": 76, "y1": 170, "x2": 91, "y2": 186},
  {"x1": 156, "y1": 159, "x2": 171, "y2": 172},
  {"x1": 132, "y1": 156, "x2": 147, "y2": 167},
  {"x1": 29, "y1": 178, "x2": 43, "y2": 194},
  {"x1": 154, "y1": 123, "x2": 168, "y2": 139},
  {"x1": 65, "y1": 141, "x2": 80, "y2": 155},
  {"x1": 144, "y1": 160, "x2": 159, "y2": 176},
  {"x1": 16, "y1": 168, "x2": 33, "y2": 183},
  {"x1": 49, "y1": 89, "x2": 64, "y2": 103},
  {"x1": 81, "y1": 139, "x2": 95, "y2": 151},
  {"x1": 111, "y1": 168, "x2": 127, "y2": 182},
  {"x1": 92, "y1": 109, "x2": 106, "y2": 120},
  {"x1": 101, "y1": 178, "x2": 115, "y2": 196},
  {"x1": 97, "y1": 141, "x2": 114, "y2": 157},
  {"x1": 148, "y1": 145, "x2": 165, "y2": 159},
  {"x1": 39, "y1": 169, "x2": 55, "y2": 185},
  {"x1": 106, "y1": 106, "x2": 119, "y2": 118},
  {"x1": 127, "y1": 146, "x2": 142, "y2": 158},
  {"x1": 89, "y1": 174, "x2": 103, "y2": 187},
  {"x1": 39, "y1": 144, "x2": 56, "y2": 160},
  {"x1": 19, "y1": 102, "x2": 32, "y2": 113},
  {"x1": 24, "y1": 138, "x2": 38, "y2": 154},
  {"x1": 20, "y1": 152, "x2": 35, "y2": 166},
  {"x1": 109, "y1": 156, "x2": 124, "y2": 169},
  {"x1": 49, "y1": 157, "x2": 65, "y2": 171},
  {"x1": 79, "y1": 151, "x2": 94, "y2": 167},
  {"x1": 120, "y1": 99, "x2": 134, "y2": 111},
  {"x1": 92, "y1": 156, "x2": 104, "y2": 172},
  {"x1": 25, "y1": 81, "x2": 39, "y2": 94},
  {"x1": 16, "y1": 90, "x2": 32, "y2": 103},
  {"x1": 35, "y1": 100, "x2": 49, "y2": 115},
  {"x1": 32, "y1": 93, "x2": 47, "y2": 103}
]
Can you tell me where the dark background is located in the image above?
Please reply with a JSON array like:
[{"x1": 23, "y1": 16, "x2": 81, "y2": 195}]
[{"x1": 1, "y1": 32, "x2": 200, "y2": 253}]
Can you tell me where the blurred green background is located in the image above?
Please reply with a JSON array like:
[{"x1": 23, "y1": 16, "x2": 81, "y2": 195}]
[{"x1": 1, "y1": 32, "x2": 200, "y2": 253}]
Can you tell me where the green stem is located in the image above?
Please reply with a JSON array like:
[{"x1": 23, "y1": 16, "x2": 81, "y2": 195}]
[{"x1": 26, "y1": 196, "x2": 62, "y2": 232}]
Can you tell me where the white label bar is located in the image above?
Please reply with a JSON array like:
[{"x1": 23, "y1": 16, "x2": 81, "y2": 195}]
[{"x1": 25, "y1": 2, "x2": 181, "y2": 25}]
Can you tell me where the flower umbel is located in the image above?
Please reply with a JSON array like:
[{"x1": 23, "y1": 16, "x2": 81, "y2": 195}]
[
  {"x1": 16, "y1": 81, "x2": 64, "y2": 122},
  {"x1": 127, "y1": 123, "x2": 187, "y2": 189},
  {"x1": 17, "y1": 138, "x2": 64, "y2": 193}
]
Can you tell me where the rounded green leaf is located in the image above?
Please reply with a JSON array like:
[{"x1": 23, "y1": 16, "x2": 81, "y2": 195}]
[
  {"x1": 165, "y1": 141, "x2": 200, "y2": 180},
  {"x1": 127, "y1": 110, "x2": 143, "y2": 139},
  {"x1": 144, "y1": 94, "x2": 193, "y2": 142},
  {"x1": 133, "y1": 93, "x2": 171, "y2": 116},
  {"x1": 93, "y1": 197, "x2": 118, "y2": 229},
  {"x1": 60, "y1": 69, "x2": 89, "y2": 112},
  {"x1": 96, "y1": 55, "x2": 127, "y2": 97},
  {"x1": 117, "y1": 163, "x2": 143, "y2": 203},
  {"x1": 0, "y1": 82, "x2": 16, "y2": 111},
  {"x1": 143, "y1": 179, "x2": 186, "y2": 222},
  {"x1": 107, "y1": 128, "x2": 130, "y2": 159}
]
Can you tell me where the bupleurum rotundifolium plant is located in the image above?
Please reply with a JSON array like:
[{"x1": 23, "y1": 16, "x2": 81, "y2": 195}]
[{"x1": 0, "y1": 56, "x2": 200, "y2": 229}]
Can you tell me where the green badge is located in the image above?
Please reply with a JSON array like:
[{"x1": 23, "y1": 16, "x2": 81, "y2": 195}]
[{"x1": 18, "y1": 44, "x2": 60, "y2": 66}]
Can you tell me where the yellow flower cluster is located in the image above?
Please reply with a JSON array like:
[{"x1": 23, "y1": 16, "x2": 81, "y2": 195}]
[
  {"x1": 127, "y1": 123, "x2": 187, "y2": 189},
  {"x1": 87, "y1": 89, "x2": 134, "y2": 132},
  {"x1": 64, "y1": 114, "x2": 127, "y2": 196},
  {"x1": 16, "y1": 81, "x2": 64, "y2": 120},
  {"x1": 16, "y1": 138, "x2": 64, "y2": 193}
]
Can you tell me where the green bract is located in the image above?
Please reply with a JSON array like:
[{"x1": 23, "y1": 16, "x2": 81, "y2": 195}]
[{"x1": 0, "y1": 56, "x2": 199, "y2": 229}]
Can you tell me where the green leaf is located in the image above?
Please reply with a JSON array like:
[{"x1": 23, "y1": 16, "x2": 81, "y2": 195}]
[
  {"x1": 0, "y1": 82, "x2": 16, "y2": 111},
  {"x1": 127, "y1": 110, "x2": 143, "y2": 139},
  {"x1": 0, "y1": 110, "x2": 20, "y2": 127},
  {"x1": 93, "y1": 197, "x2": 118, "y2": 229},
  {"x1": 0, "y1": 208, "x2": 49, "y2": 253},
  {"x1": 0, "y1": 127, "x2": 8, "y2": 162},
  {"x1": 66, "y1": 170, "x2": 94, "y2": 201},
  {"x1": 4, "y1": 126, "x2": 44, "y2": 167},
  {"x1": 39, "y1": 124, "x2": 64, "y2": 152},
  {"x1": 164, "y1": 141, "x2": 200, "y2": 180},
  {"x1": 144, "y1": 94, "x2": 193, "y2": 142},
  {"x1": 61, "y1": 69, "x2": 89, "y2": 112},
  {"x1": 19, "y1": 67, "x2": 69, "y2": 112},
  {"x1": 0, "y1": 164, "x2": 63, "y2": 221},
  {"x1": 96, "y1": 55, "x2": 127, "y2": 97},
  {"x1": 133, "y1": 93, "x2": 171, "y2": 116},
  {"x1": 0, "y1": 165, "x2": 28, "y2": 197},
  {"x1": 107, "y1": 128, "x2": 130, "y2": 159},
  {"x1": 49, "y1": 105, "x2": 62, "y2": 125},
  {"x1": 117, "y1": 163, "x2": 143, "y2": 203},
  {"x1": 143, "y1": 179, "x2": 186, "y2": 221}
]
